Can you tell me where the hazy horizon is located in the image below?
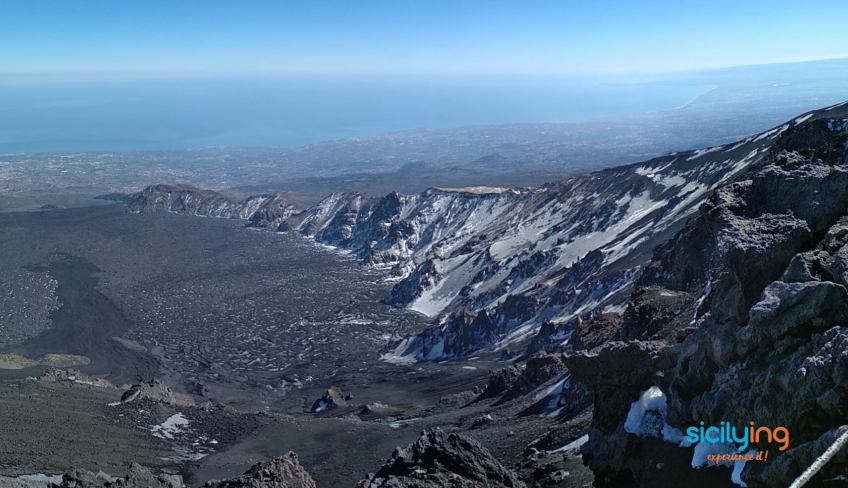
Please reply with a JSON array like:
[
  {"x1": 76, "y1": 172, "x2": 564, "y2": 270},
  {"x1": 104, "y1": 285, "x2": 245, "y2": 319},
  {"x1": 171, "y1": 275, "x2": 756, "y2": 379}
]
[
  {"x1": 1, "y1": 57, "x2": 847, "y2": 154},
  {"x1": 0, "y1": 76, "x2": 716, "y2": 153},
  {"x1": 3, "y1": 1, "x2": 848, "y2": 154}
]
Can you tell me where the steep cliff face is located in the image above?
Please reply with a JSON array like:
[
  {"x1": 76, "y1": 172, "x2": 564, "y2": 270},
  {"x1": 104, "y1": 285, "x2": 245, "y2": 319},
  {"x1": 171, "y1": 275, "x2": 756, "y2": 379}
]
[{"x1": 567, "y1": 104, "x2": 848, "y2": 487}]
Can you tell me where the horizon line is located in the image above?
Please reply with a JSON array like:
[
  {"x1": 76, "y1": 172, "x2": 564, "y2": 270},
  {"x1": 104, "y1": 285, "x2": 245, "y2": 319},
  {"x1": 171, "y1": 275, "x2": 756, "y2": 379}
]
[{"x1": 2, "y1": 56, "x2": 848, "y2": 83}]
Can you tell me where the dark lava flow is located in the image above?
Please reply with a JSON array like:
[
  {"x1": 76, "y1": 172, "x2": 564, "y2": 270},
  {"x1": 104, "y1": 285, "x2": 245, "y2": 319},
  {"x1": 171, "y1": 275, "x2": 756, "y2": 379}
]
[{"x1": 8, "y1": 254, "x2": 158, "y2": 384}]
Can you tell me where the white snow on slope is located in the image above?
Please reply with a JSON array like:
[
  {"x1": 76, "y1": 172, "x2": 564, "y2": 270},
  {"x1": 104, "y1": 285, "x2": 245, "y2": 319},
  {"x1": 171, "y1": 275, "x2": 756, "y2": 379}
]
[
  {"x1": 151, "y1": 412, "x2": 189, "y2": 440},
  {"x1": 554, "y1": 434, "x2": 589, "y2": 453},
  {"x1": 288, "y1": 116, "x2": 800, "y2": 361}
]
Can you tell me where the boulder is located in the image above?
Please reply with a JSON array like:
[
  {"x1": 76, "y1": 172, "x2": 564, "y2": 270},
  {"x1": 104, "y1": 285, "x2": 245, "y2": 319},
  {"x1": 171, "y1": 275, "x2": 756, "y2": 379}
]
[
  {"x1": 118, "y1": 379, "x2": 193, "y2": 406},
  {"x1": 310, "y1": 387, "x2": 347, "y2": 412}
]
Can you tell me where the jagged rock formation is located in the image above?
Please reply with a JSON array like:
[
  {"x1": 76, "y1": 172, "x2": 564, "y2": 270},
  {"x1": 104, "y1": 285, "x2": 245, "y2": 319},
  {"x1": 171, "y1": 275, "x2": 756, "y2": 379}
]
[
  {"x1": 309, "y1": 386, "x2": 347, "y2": 412},
  {"x1": 570, "y1": 313, "x2": 622, "y2": 353},
  {"x1": 481, "y1": 365, "x2": 522, "y2": 399},
  {"x1": 202, "y1": 453, "x2": 317, "y2": 488},
  {"x1": 567, "y1": 105, "x2": 848, "y2": 486},
  {"x1": 355, "y1": 429, "x2": 525, "y2": 487},
  {"x1": 510, "y1": 353, "x2": 566, "y2": 395}
]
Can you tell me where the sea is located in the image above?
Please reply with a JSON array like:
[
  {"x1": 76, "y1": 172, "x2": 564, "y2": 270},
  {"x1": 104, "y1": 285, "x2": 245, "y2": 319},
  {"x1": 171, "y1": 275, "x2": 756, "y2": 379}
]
[
  {"x1": 0, "y1": 76, "x2": 713, "y2": 153},
  {"x1": 1, "y1": 58, "x2": 847, "y2": 153}
]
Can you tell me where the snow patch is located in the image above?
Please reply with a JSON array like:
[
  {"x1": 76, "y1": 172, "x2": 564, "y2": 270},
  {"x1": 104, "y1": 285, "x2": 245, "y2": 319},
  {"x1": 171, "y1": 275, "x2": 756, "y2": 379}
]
[
  {"x1": 623, "y1": 386, "x2": 686, "y2": 444},
  {"x1": 16, "y1": 473, "x2": 64, "y2": 484},
  {"x1": 624, "y1": 386, "x2": 666, "y2": 435},
  {"x1": 794, "y1": 113, "x2": 814, "y2": 124},
  {"x1": 554, "y1": 434, "x2": 589, "y2": 453},
  {"x1": 379, "y1": 336, "x2": 419, "y2": 364},
  {"x1": 151, "y1": 413, "x2": 189, "y2": 440}
]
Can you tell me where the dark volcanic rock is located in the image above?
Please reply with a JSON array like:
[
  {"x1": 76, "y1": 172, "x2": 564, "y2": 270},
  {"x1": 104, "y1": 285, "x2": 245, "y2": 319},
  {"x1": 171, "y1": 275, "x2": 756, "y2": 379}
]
[
  {"x1": 118, "y1": 379, "x2": 194, "y2": 406},
  {"x1": 481, "y1": 366, "x2": 522, "y2": 399},
  {"x1": 618, "y1": 287, "x2": 697, "y2": 342},
  {"x1": 530, "y1": 319, "x2": 576, "y2": 354},
  {"x1": 310, "y1": 386, "x2": 347, "y2": 412},
  {"x1": 564, "y1": 341, "x2": 664, "y2": 433},
  {"x1": 47, "y1": 454, "x2": 317, "y2": 488},
  {"x1": 203, "y1": 452, "x2": 317, "y2": 488},
  {"x1": 356, "y1": 429, "x2": 524, "y2": 487},
  {"x1": 52, "y1": 463, "x2": 185, "y2": 488},
  {"x1": 573, "y1": 111, "x2": 848, "y2": 487},
  {"x1": 570, "y1": 313, "x2": 622, "y2": 352},
  {"x1": 510, "y1": 353, "x2": 566, "y2": 395}
]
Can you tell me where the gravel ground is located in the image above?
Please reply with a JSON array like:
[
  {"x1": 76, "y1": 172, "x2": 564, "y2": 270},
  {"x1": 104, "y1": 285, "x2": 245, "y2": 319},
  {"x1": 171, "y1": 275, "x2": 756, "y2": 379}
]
[{"x1": 0, "y1": 204, "x2": 592, "y2": 486}]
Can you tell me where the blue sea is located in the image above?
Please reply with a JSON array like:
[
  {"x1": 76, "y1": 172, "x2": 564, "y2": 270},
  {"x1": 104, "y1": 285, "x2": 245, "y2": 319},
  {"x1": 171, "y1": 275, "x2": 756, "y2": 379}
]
[{"x1": 0, "y1": 76, "x2": 713, "y2": 153}]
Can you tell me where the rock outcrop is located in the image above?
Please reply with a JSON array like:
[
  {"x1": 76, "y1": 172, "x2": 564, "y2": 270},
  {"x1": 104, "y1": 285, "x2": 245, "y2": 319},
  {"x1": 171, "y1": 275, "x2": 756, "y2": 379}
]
[
  {"x1": 118, "y1": 379, "x2": 194, "y2": 406},
  {"x1": 481, "y1": 366, "x2": 522, "y2": 399},
  {"x1": 310, "y1": 387, "x2": 347, "y2": 413},
  {"x1": 51, "y1": 463, "x2": 184, "y2": 488},
  {"x1": 570, "y1": 313, "x2": 622, "y2": 352},
  {"x1": 203, "y1": 453, "x2": 317, "y2": 488},
  {"x1": 509, "y1": 353, "x2": 566, "y2": 396},
  {"x1": 570, "y1": 108, "x2": 848, "y2": 486},
  {"x1": 38, "y1": 368, "x2": 113, "y2": 388},
  {"x1": 356, "y1": 429, "x2": 524, "y2": 487},
  {"x1": 23, "y1": 454, "x2": 317, "y2": 488}
]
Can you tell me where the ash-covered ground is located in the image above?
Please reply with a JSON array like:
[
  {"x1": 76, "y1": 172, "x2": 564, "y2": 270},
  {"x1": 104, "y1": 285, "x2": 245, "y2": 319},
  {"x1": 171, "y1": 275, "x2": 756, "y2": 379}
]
[
  {"x1": 0, "y1": 204, "x2": 433, "y2": 400},
  {"x1": 0, "y1": 203, "x2": 586, "y2": 487}
]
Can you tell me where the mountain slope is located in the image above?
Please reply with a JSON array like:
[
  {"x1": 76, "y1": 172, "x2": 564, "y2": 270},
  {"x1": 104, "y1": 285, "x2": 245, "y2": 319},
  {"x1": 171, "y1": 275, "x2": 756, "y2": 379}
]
[
  {"x1": 564, "y1": 102, "x2": 848, "y2": 487},
  {"x1": 292, "y1": 107, "x2": 845, "y2": 362},
  {"x1": 119, "y1": 101, "x2": 848, "y2": 364}
]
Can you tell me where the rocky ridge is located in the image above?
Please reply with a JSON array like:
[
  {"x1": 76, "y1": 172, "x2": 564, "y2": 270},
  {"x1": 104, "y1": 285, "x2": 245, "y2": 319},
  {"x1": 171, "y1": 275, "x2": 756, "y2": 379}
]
[
  {"x1": 121, "y1": 184, "x2": 299, "y2": 228},
  {"x1": 118, "y1": 106, "x2": 846, "y2": 363},
  {"x1": 565, "y1": 104, "x2": 848, "y2": 486}
]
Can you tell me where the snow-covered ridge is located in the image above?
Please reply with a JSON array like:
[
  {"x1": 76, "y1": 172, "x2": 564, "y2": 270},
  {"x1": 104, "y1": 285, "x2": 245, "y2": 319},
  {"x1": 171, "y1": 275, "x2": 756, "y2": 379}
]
[
  {"x1": 294, "y1": 114, "x2": 822, "y2": 361},
  {"x1": 121, "y1": 107, "x2": 838, "y2": 362}
]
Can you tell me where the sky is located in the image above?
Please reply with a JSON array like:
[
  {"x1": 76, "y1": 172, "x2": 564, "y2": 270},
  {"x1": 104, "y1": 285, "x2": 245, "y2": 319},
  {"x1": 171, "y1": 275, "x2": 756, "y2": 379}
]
[{"x1": 1, "y1": 0, "x2": 847, "y2": 79}]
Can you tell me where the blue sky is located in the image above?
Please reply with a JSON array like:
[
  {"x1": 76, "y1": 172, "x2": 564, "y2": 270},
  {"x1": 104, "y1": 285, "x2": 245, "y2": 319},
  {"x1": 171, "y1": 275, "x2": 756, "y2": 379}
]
[{"x1": 1, "y1": 0, "x2": 847, "y2": 78}]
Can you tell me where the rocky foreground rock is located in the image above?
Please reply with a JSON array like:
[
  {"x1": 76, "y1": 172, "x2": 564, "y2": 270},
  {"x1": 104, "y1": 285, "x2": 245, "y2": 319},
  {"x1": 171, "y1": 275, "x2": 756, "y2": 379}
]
[
  {"x1": 356, "y1": 429, "x2": 525, "y2": 488},
  {"x1": 566, "y1": 108, "x2": 848, "y2": 486},
  {"x1": 202, "y1": 453, "x2": 317, "y2": 488},
  {"x1": 25, "y1": 452, "x2": 316, "y2": 488},
  {"x1": 3, "y1": 429, "x2": 542, "y2": 488}
]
